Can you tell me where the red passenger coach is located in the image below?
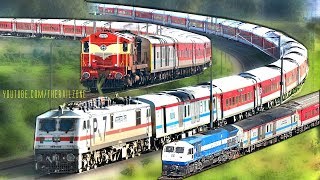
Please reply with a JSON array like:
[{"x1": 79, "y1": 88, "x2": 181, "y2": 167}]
[
  {"x1": 117, "y1": 7, "x2": 133, "y2": 17},
  {"x1": 152, "y1": 11, "x2": 169, "y2": 23},
  {"x1": 135, "y1": 8, "x2": 152, "y2": 19},
  {"x1": 15, "y1": 19, "x2": 38, "y2": 34},
  {"x1": 40, "y1": 19, "x2": 62, "y2": 35},
  {"x1": 0, "y1": 18, "x2": 13, "y2": 33},
  {"x1": 170, "y1": 15, "x2": 187, "y2": 27}
]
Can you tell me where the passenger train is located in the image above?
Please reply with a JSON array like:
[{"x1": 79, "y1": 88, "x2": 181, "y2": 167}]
[
  {"x1": 80, "y1": 26, "x2": 211, "y2": 91},
  {"x1": 161, "y1": 92, "x2": 319, "y2": 178},
  {"x1": 31, "y1": 3, "x2": 310, "y2": 174},
  {"x1": 0, "y1": 18, "x2": 211, "y2": 91}
]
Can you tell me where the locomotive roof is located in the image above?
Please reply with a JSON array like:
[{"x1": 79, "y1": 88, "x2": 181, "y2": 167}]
[
  {"x1": 240, "y1": 66, "x2": 280, "y2": 82},
  {"x1": 37, "y1": 109, "x2": 82, "y2": 119},
  {"x1": 234, "y1": 106, "x2": 294, "y2": 131},
  {"x1": 182, "y1": 126, "x2": 238, "y2": 145}
]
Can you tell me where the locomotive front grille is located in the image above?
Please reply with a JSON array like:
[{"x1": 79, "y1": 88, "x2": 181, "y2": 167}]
[
  {"x1": 36, "y1": 161, "x2": 77, "y2": 174},
  {"x1": 162, "y1": 164, "x2": 186, "y2": 177},
  {"x1": 35, "y1": 149, "x2": 78, "y2": 174}
]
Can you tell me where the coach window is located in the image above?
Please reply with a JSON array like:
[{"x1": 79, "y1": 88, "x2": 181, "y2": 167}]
[
  {"x1": 136, "y1": 110, "x2": 141, "y2": 125},
  {"x1": 226, "y1": 98, "x2": 229, "y2": 107},
  {"x1": 232, "y1": 97, "x2": 235, "y2": 106},
  {"x1": 83, "y1": 121, "x2": 86, "y2": 130}
]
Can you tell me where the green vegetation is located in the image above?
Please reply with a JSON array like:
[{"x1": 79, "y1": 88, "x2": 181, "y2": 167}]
[{"x1": 0, "y1": 37, "x2": 84, "y2": 158}]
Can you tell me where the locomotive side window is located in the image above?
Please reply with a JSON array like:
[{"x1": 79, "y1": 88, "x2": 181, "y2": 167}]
[
  {"x1": 123, "y1": 42, "x2": 128, "y2": 52},
  {"x1": 110, "y1": 114, "x2": 114, "y2": 129},
  {"x1": 187, "y1": 148, "x2": 193, "y2": 155},
  {"x1": 83, "y1": 41, "x2": 89, "y2": 53},
  {"x1": 136, "y1": 109, "x2": 141, "y2": 125}
]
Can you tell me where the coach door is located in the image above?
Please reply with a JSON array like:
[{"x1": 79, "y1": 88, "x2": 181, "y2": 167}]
[
  {"x1": 258, "y1": 125, "x2": 265, "y2": 140},
  {"x1": 273, "y1": 121, "x2": 277, "y2": 135},
  {"x1": 192, "y1": 40, "x2": 196, "y2": 65},
  {"x1": 162, "y1": 107, "x2": 167, "y2": 134}
]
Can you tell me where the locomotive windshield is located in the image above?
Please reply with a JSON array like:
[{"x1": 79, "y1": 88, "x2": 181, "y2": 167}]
[
  {"x1": 39, "y1": 118, "x2": 56, "y2": 132},
  {"x1": 39, "y1": 118, "x2": 77, "y2": 133},
  {"x1": 175, "y1": 147, "x2": 184, "y2": 153},
  {"x1": 165, "y1": 146, "x2": 174, "y2": 152},
  {"x1": 59, "y1": 118, "x2": 77, "y2": 133}
]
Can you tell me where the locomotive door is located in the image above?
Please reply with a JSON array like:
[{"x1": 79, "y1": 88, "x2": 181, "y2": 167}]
[
  {"x1": 85, "y1": 118, "x2": 91, "y2": 147},
  {"x1": 194, "y1": 143, "x2": 201, "y2": 159}
]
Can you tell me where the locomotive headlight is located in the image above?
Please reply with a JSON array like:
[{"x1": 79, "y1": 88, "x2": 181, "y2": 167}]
[
  {"x1": 36, "y1": 154, "x2": 43, "y2": 162},
  {"x1": 115, "y1": 72, "x2": 123, "y2": 80},
  {"x1": 82, "y1": 72, "x2": 90, "y2": 80},
  {"x1": 66, "y1": 153, "x2": 75, "y2": 162}
]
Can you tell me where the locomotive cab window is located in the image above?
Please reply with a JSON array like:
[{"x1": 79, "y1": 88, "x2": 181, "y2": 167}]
[
  {"x1": 83, "y1": 41, "x2": 89, "y2": 53},
  {"x1": 59, "y1": 118, "x2": 77, "y2": 133},
  {"x1": 176, "y1": 147, "x2": 184, "y2": 153}
]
